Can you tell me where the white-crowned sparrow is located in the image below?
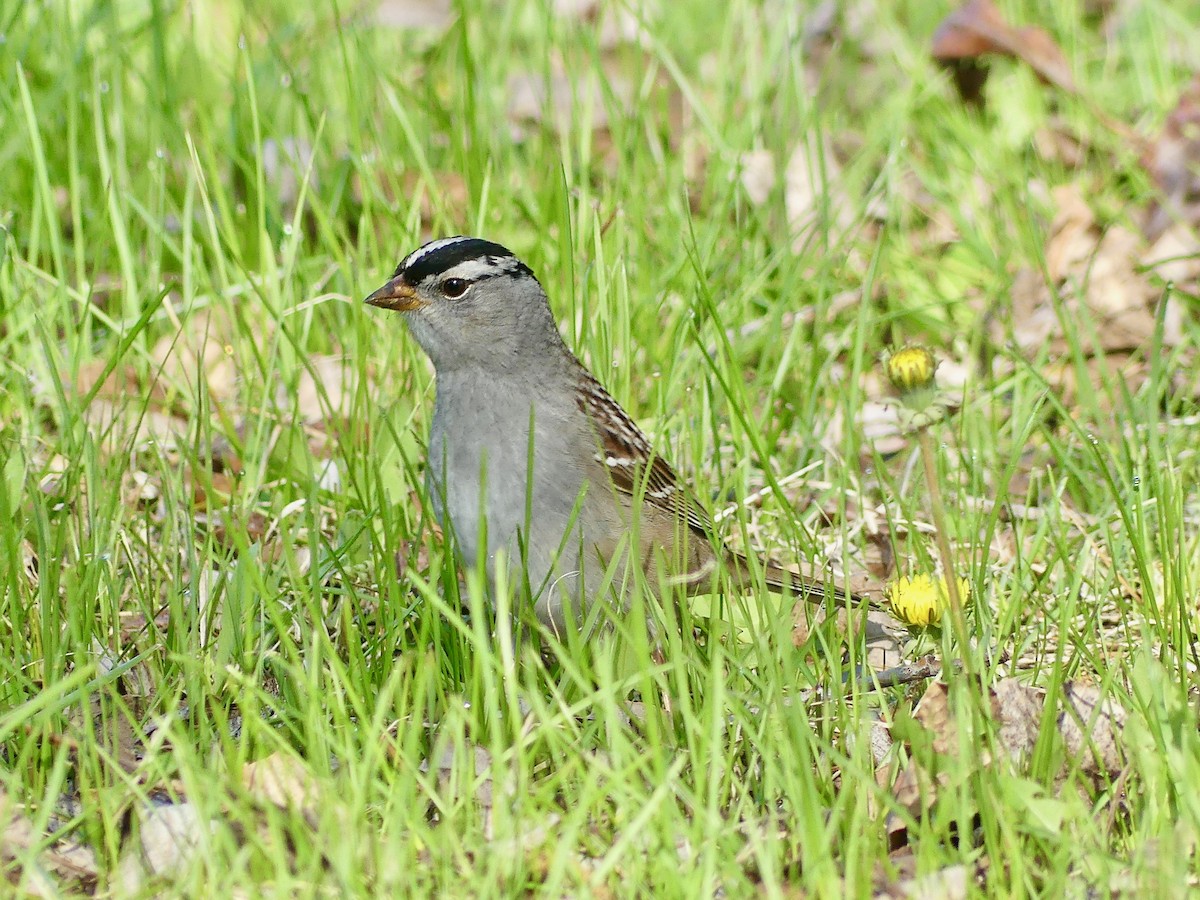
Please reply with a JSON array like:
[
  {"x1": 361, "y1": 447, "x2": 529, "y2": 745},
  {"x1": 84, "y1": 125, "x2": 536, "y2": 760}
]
[{"x1": 366, "y1": 236, "x2": 860, "y2": 632}]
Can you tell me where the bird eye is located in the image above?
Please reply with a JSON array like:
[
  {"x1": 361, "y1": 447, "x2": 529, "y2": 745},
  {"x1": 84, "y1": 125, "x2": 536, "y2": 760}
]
[{"x1": 441, "y1": 278, "x2": 469, "y2": 299}]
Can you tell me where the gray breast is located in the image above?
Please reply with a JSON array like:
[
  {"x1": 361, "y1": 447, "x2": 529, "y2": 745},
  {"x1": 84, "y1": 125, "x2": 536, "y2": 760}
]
[{"x1": 429, "y1": 372, "x2": 595, "y2": 611}]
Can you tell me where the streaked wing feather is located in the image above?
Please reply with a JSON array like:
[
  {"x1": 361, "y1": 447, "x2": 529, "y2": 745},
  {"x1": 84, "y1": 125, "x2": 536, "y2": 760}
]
[{"x1": 575, "y1": 370, "x2": 713, "y2": 537}]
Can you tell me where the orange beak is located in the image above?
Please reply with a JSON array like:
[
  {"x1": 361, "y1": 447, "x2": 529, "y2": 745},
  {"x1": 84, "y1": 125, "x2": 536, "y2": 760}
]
[{"x1": 364, "y1": 276, "x2": 423, "y2": 311}]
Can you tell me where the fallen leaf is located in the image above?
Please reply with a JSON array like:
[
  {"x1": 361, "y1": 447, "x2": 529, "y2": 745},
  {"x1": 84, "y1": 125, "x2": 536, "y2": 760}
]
[
  {"x1": 151, "y1": 311, "x2": 239, "y2": 406},
  {"x1": 997, "y1": 183, "x2": 1195, "y2": 400},
  {"x1": 424, "y1": 741, "x2": 496, "y2": 809},
  {"x1": 885, "y1": 757, "x2": 944, "y2": 851},
  {"x1": 506, "y1": 70, "x2": 632, "y2": 135},
  {"x1": 373, "y1": 0, "x2": 455, "y2": 30},
  {"x1": 84, "y1": 399, "x2": 191, "y2": 453},
  {"x1": 75, "y1": 312, "x2": 244, "y2": 453},
  {"x1": 1033, "y1": 117, "x2": 1088, "y2": 168},
  {"x1": 0, "y1": 786, "x2": 99, "y2": 895},
  {"x1": 1058, "y1": 680, "x2": 1126, "y2": 778},
  {"x1": 856, "y1": 400, "x2": 906, "y2": 456},
  {"x1": 785, "y1": 135, "x2": 856, "y2": 252},
  {"x1": 896, "y1": 863, "x2": 971, "y2": 900},
  {"x1": 291, "y1": 355, "x2": 357, "y2": 426},
  {"x1": 395, "y1": 169, "x2": 470, "y2": 227},
  {"x1": 242, "y1": 752, "x2": 321, "y2": 825},
  {"x1": 1143, "y1": 223, "x2": 1200, "y2": 294},
  {"x1": 19, "y1": 539, "x2": 38, "y2": 590},
  {"x1": 115, "y1": 799, "x2": 210, "y2": 893},
  {"x1": 932, "y1": 0, "x2": 1075, "y2": 104},
  {"x1": 262, "y1": 137, "x2": 317, "y2": 214},
  {"x1": 75, "y1": 361, "x2": 161, "y2": 405},
  {"x1": 989, "y1": 678, "x2": 1044, "y2": 760},
  {"x1": 553, "y1": 0, "x2": 655, "y2": 49},
  {"x1": 1143, "y1": 74, "x2": 1200, "y2": 241},
  {"x1": 912, "y1": 681, "x2": 958, "y2": 756},
  {"x1": 738, "y1": 149, "x2": 776, "y2": 207}
]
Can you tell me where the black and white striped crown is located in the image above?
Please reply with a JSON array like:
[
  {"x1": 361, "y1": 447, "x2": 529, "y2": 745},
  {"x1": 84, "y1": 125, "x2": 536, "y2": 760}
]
[{"x1": 396, "y1": 236, "x2": 535, "y2": 285}]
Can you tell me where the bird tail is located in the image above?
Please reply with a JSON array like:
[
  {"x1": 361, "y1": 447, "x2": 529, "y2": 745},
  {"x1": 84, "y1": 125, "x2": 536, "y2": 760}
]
[{"x1": 723, "y1": 551, "x2": 865, "y2": 604}]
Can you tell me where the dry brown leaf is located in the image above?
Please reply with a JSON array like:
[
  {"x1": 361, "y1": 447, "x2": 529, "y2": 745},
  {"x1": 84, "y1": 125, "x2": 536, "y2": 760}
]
[
  {"x1": 373, "y1": 0, "x2": 454, "y2": 30},
  {"x1": 75, "y1": 361, "x2": 163, "y2": 405},
  {"x1": 1059, "y1": 681, "x2": 1127, "y2": 778},
  {"x1": 999, "y1": 184, "x2": 1195, "y2": 393},
  {"x1": 932, "y1": 0, "x2": 1075, "y2": 104},
  {"x1": 81, "y1": 697, "x2": 145, "y2": 776},
  {"x1": 885, "y1": 758, "x2": 945, "y2": 851},
  {"x1": 84, "y1": 399, "x2": 191, "y2": 452},
  {"x1": 1142, "y1": 223, "x2": 1200, "y2": 324},
  {"x1": 1033, "y1": 118, "x2": 1089, "y2": 168},
  {"x1": 76, "y1": 312, "x2": 239, "y2": 416},
  {"x1": 424, "y1": 742, "x2": 496, "y2": 809},
  {"x1": 1041, "y1": 186, "x2": 1184, "y2": 350},
  {"x1": 191, "y1": 471, "x2": 235, "y2": 512},
  {"x1": 292, "y1": 355, "x2": 357, "y2": 426},
  {"x1": 867, "y1": 716, "x2": 894, "y2": 767},
  {"x1": 0, "y1": 787, "x2": 99, "y2": 895},
  {"x1": 989, "y1": 678, "x2": 1044, "y2": 761},
  {"x1": 912, "y1": 681, "x2": 958, "y2": 756},
  {"x1": 553, "y1": 0, "x2": 655, "y2": 49},
  {"x1": 115, "y1": 800, "x2": 210, "y2": 893},
  {"x1": 785, "y1": 136, "x2": 856, "y2": 252},
  {"x1": 738, "y1": 149, "x2": 776, "y2": 207},
  {"x1": 506, "y1": 70, "x2": 632, "y2": 135},
  {"x1": 242, "y1": 752, "x2": 321, "y2": 825},
  {"x1": 1041, "y1": 185, "x2": 1096, "y2": 281},
  {"x1": 151, "y1": 312, "x2": 239, "y2": 405},
  {"x1": 75, "y1": 311, "x2": 246, "y2": 452},
  {"x1": 207, "y1": 507, "x2": 269, "y2": 548},
  {"x1": 856, "y1": 400, "x2": 906, "y2": 456},
  {"x1": 789, "y1": 587, "x2": 891, "y2": 656},
  {"x1": 908, "y1": 677, "x2": 1127, "y2": 776},
  {"x1": 262, "y1": 137, "x2": 317, "y2": 213},
  {"x1": 896, "y1": 864, "x2": 971, "y2": 900},
  {"x1": 887, "y1": 676, "x2": 1128, "y2": 853},
  {"x1": 396, "y1": 170, "x2": 470, "y2": 227},
  {"x1": 864, "y1": 529, "x2": 895, "y2": 582},
  {"x1": 791, "y1": 601, "x2": 815, "y2": 649},
  {"x1": 1143, "y1": 74, "x2": 1200, "y2": 241},
  {"x1": 19, "y1": 539, "x2": 39, "y2": 590}
]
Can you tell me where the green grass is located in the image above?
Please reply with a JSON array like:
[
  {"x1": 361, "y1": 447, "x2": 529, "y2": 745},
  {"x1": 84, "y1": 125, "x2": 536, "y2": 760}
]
[{"x1": 2, "y1": 0, "x2": 1199, "y2": 894}]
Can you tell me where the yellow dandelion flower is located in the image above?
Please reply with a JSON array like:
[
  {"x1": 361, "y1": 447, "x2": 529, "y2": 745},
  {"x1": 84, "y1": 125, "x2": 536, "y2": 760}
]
[
  {"x1": 885, "y1": 345, "x2": 938, "y2": 393},
  {"x1": 886, "y1": 574, "x2": 971, "y2": 627}
]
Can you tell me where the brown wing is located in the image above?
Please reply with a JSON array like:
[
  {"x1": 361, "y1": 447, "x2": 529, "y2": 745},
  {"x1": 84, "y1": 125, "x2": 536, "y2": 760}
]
[
  {"x1": 575, "y1": 369, "x2": 714, "y2": 538},
  {"x1": 574, "y1": 368, "x2": 868, "y2": 605}
]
